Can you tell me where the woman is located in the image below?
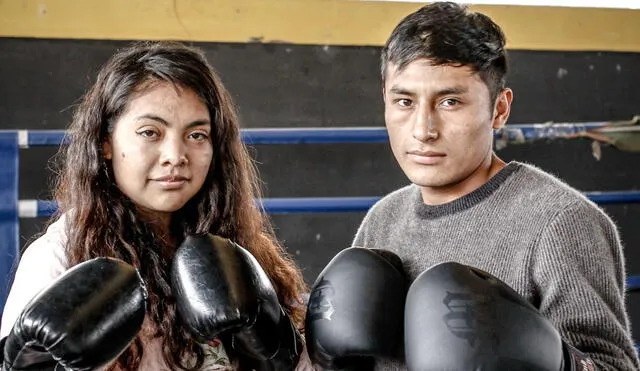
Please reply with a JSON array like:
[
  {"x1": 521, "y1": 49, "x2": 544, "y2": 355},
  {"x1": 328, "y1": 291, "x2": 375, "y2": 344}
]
[{"x1": 1, "y1": 41, "x2": 310, "y2": 370}]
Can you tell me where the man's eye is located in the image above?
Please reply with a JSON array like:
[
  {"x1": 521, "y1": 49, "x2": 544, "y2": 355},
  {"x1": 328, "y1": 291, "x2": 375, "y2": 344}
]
[
  {"x1": 441, "y1": 99, "x2": 459, "y2": 107},
  {"x1": 397, "y1": 99, "x2": 412, "y2": 107}
]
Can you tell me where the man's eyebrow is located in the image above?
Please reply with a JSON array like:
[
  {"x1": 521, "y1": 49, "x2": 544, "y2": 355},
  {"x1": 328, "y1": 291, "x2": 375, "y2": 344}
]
[
  {"x1": 387, "y1": 85, "x2": 469, "y2": 97},
  {"x1": 434, "y1": 86, "x2": 468, "y2": 96},
  {"x1": 388, "y1": 86, "x2": 416, "y2": 96}
]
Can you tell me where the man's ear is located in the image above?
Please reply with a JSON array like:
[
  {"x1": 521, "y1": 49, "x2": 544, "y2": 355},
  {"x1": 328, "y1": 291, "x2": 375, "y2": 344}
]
[
  {"x1": 102, "y1": 139, "x2": 113, "y2": 160},
  {"x1": 492, "y1": 88, "x2": 513, "y2": 130}
]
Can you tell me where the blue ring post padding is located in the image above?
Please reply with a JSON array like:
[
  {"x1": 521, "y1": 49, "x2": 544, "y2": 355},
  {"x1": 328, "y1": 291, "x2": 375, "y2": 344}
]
[
  {"x1": 0, "y1": 132, "x2": 19, "y2": 317},
  {"x1": 27, "y1": 191, "x2": 640, "y2": 217},
  {"x1": 25, "y1": 123, "x2": 613, "y2": 147}
]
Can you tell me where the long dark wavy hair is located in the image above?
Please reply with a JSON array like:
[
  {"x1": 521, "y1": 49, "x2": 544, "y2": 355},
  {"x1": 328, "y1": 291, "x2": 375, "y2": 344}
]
[{"x1": 52, "y1": 41, "x2": 307, "y2": 370}]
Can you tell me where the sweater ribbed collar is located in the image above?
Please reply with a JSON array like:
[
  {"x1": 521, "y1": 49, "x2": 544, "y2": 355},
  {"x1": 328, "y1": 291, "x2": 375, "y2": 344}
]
[{"x1": 414, "y1": 161, "x2": 522, "y2": 219}]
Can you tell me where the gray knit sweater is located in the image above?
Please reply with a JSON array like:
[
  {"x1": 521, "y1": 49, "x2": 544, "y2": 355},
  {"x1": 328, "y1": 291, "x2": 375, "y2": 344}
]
[{"x1": 352, "y1": 161, "x2": 639, "y2": 370}]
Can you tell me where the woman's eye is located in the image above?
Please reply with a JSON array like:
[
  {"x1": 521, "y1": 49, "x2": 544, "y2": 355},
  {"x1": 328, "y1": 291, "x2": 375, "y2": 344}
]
[
  {"x1": 138, "y1": 130, "x2": 158, "y2": 138},
  {"x1": 189, "y1": 132, "x2": 209, "y2": 141}
]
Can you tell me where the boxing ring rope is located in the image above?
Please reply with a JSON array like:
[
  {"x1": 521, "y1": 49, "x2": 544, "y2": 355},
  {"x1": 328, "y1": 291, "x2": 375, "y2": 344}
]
[
  {"x1": 1, "y1": 123, "x2": 640, "y2": 353},
  {"x1": 16, "y1": 192, "x2": 640, "y2": 218},
  {"x1": 12, "y1": 120, "x2": 635, "y2": 146}
]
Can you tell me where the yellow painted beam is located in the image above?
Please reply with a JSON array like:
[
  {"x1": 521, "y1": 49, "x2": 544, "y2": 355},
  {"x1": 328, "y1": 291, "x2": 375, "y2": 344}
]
[{"x1": 1, "y1": 0, "x2": 639, "y2": 52}]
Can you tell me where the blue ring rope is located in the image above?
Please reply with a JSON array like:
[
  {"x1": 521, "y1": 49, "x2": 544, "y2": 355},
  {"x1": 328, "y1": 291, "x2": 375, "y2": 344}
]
[
  {"x1": 627, "y1": 276, "x2": 640, "y2": 291},
  {"x1": 23, "y1": 191, "x2": 640, "y2": 219},
  {"x1": 19, "y1": 122, "x2": 615, "y2": 146}
]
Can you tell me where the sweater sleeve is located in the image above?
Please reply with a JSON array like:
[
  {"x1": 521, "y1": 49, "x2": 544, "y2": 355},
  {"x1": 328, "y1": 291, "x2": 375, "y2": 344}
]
[
  {"x1": 351, "y1": 200, "x2": 392, "y2": 250},
  {"x1": 352, "y1": 209, "x2": 373, "y2": 249},
  {"x1": 532, "y1": 200, "x2": 639, "y2": 371},
  {"x1": 0, "y1": 217, "x2": 68, "y2": 338}
]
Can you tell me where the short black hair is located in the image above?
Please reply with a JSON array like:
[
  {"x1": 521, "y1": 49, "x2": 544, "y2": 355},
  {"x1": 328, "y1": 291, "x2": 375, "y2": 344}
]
[{"x1": 381, "y1": 1, "x2": 508, "y2": 102}]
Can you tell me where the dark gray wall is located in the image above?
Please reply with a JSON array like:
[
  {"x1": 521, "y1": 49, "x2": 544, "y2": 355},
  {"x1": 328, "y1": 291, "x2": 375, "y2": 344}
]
[{"x1": 2, "y1": 37, "x2": 640, "y2": 338}]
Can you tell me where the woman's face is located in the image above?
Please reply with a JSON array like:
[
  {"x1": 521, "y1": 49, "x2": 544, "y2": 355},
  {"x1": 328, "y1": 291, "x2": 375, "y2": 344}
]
[{"x1": 103, "y1": 81, "x2": 213, "y2": 220}]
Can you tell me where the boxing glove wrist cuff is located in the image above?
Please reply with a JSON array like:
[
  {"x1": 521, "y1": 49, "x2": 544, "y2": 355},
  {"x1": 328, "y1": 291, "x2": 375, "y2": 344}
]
[
  {"x1": 0, "y1": 336, "x2": 6, "y2": 363},
  {"x1": 230, "y1": 308, "x2": 303, "y2": 371},
  {"x1": 563, "y1": 342, "x2": 597, "y2": 371}
]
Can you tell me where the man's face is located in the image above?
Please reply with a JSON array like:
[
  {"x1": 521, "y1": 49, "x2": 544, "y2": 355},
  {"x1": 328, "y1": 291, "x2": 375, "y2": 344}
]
[{"x1": 383, "y1": 58, "x2": 511, "y2": 203}]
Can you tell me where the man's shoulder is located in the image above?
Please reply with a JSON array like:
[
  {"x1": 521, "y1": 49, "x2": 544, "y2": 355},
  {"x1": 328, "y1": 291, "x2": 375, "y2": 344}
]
[
  {"x1": 352, "y1": 184, "x2": 417, "y2": 248},
  {"x1": 368, "y1": 183, "x2": 417, "y2": 215},
  {"x1": 514, "y1": 162, "x2": 593, "y2": 205},
  {"x1": 356, "y1": 184, "x2": 416, "y2": 232},
  {"x1": 513, "y1": 162, "x2": 611, "y2": 220}
]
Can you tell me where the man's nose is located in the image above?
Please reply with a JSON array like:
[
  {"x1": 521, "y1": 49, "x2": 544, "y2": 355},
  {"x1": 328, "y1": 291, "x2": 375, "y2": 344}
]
[{"x1": 412, "y1": 107, "x2": 439, "y2": 141}]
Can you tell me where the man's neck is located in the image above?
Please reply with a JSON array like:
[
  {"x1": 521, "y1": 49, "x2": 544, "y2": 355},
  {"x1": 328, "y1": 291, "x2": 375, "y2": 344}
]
[{"x1": 420, "y1": 154, "x2": 506, "y2": 205}]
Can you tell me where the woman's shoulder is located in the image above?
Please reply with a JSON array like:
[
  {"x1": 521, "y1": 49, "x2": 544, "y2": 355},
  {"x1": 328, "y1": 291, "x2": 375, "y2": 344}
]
[
  {"x1": 0, "y1": 214, "x2": 70, "y2": 337},
  {"x1": 22, "y1": 213, "x2": 69, "y2": 270}
]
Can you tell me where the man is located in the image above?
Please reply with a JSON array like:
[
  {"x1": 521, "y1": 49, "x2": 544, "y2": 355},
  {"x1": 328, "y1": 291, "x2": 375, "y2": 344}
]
[{"x1": 350, "y1": 2, "x2": 638, "y2": 370}]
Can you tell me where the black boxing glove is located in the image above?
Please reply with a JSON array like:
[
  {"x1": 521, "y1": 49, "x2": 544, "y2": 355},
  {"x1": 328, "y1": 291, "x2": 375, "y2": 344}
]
[
  {"x1": 562, "y1": 343, "x2": 597, "y2": 371},
  {"x1": 305, "y1": 247, "x2": 408, "y2": 370},
  {"x1": 171, "y1": 234, "x2": 302, "y2": 371},
  {"x1": 2, "y1": 257, "x2": 147, "y2": 371},
  {"x1": 404, "y1": 261, "x2": 596, "y2": 371}
]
